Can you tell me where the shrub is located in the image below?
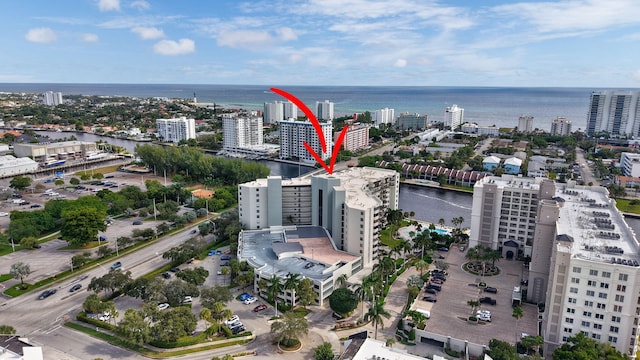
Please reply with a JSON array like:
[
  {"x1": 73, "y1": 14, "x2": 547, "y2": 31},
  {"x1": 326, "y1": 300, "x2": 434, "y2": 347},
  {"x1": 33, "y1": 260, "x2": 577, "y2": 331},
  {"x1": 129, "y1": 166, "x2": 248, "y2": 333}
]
[
  {"x1": 408, "y1": 329, "x2": 416, "y2": 341},
  {"x1": 397, "y1": 319, "x2": 404, "y2": 329},
  {"x1": 76, "y1": 311, "x2": 115, "y2": 331},
  {"x1": 220, "y1": 324, "x2": 232, "y2": 338}
]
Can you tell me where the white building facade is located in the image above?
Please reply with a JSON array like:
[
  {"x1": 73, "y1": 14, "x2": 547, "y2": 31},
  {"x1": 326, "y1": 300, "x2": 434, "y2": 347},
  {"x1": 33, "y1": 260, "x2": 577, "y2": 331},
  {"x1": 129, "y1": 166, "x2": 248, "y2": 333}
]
[
  {"x1": 374, "y1": 108, "x2": 395, "y2": 127},
  {"x1": 156, "y1": 117, "x2": 196, "y2": 143},
  {"x1": 279, "y1": 119, "x2": 333, "y2": 162},
  {"x1": 550, "y1": 117, "x2": 572, "y2": 136},
  {"x1": 342, "y1": 123, "x2": 369, "y2": 152},
  {"x1": 283, "y1": 101, "x2": 298, "y2": 120},
  {"x1": 222, "y1": 115, "x2": 263, "y2": 150},
  {"x1": 43, "y1": 91, "x2": 63, "y2": 106},
  {"x1": 316, "y1": 100, "x2": 334, "y2": 121},
  {"x1": 518, "y1": 115, "x2": 534, "y2": 133},
  {"x1": 263, "y1": 101, "x2": 284, "y2": 124},
  {"x1": 620, "y1": 152, "x2": 640, "y2": 178},
  {"x1": 587, "y1": 90, "x2": 640, "y2": 137},
  {"x1": 444, "y1": 104, "x2": 464, "y2": 130}
]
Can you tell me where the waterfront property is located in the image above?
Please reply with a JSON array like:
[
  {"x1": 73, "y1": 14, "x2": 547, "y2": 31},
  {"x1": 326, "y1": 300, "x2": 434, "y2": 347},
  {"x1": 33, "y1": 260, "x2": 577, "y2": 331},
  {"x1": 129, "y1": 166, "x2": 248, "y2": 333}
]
[
  {"x1": 155, "y1": 116, "x2": 196, "y2": 143},
  {"x1": 13, "y1": 141, "x2": 97, "y2": 166}
]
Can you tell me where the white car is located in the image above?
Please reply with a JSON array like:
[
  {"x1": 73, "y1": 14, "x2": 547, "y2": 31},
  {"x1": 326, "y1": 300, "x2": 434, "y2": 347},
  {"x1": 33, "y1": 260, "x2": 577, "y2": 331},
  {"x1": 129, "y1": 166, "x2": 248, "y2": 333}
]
[
  {"x1": 99, "y1": 312, "x2": 111, "y2": 321},
  {"x1": 183, "y1": 296, "x2": 193, "y2": 303},
  {"x1": 157, "y1": 303, "x2": 170, "y2": 311},
  {"x1": 224, "y1": 315, "x2": 240, "y2": 325},
  {"x1": 0, "y1": 212, "x2": 8, "y2": 217},
  {"x1": 243, "y1": 297, "x2": 257, "y2": 304}
]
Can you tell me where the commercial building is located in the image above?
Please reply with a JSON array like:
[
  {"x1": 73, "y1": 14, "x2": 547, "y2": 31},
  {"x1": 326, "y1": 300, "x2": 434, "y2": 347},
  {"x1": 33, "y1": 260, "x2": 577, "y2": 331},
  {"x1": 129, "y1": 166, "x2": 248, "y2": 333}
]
[
  {"x1": 373, "y1": 108, "x2": 395, "y2": 127},
  {"x1": 551, "y1": 117, "x2": 572, "y2": 136},
  {"x1": 279, "y1": 119, "x2": 333, "y2": 162},
  {"x1": 316, "y1": 100, "x2": 334, "y2": 121},
  {"x1": 469, "y1": 175, "x2": 556, "y2": 257},
  {"x1": 43, "y1": 91, "x2": 63, "y2": 106},
  {"x1": 13, "y1": 141, "x2": 97, "y2": 165},
  {"x1": 0, "y1": 155, "x2": 39, "y2": 178},
  {"x1": 396, "y1": 113, "x2": 428, "y2": 131},
  {"x1": 222, "y1": 114, "x2": 263, "y2": 150},
  {"x1": 518, "y1": 115, "x2": 534, "y2": 133},
  {"x1": 620, "y1": 152, "x2": 640, "y2": 177},
  {"x1": 444, "y1": 104, "x2": 464, "y2": 130},
  {"x1": 342, "y1": 121, "x2": 369, "y2": 152},
  {"x1": 529, "y1": 185, "x2": 640, "y2": 358},
  {"x1": 587, "y1": 90, "x2": 640, "y2": 137},
  {"x1": 156, "y1": 117, "x2": 196, "y2": 143}
]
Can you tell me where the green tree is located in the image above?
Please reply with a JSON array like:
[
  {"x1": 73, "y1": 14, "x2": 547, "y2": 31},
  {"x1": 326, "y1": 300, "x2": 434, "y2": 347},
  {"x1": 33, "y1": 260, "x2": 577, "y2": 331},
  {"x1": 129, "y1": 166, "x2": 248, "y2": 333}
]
[
  {"x1": 328, "y1": 287, "x2": 358, "y2": 315},
  {"x1": 10, "y1": 262, "x2": 31, "y2": 286},
  {"x1": 512, "y1": 306, "x2": 524, "y2": 343},
  {"x1": 313, "y1": 341, "x2": 334, "y2": 360},
  {"x1": 9, "y1": 176, "x2": 32, "y2": 191},
  {"x1": 176, "y1": 267, "x2": 209, "y2": 286},
  {"x1": 19, "y1": 236, "x2": 38, "y2": 249},
  {"x1": 152, "y1": 306, "x2": 197, "y2": 342},
  {"x1": 270, "y1": 311, "x2": 309, "y2": 347},
  {"x1": 487, "y1": 339, "x2": 519, "y2": 360},
  {"x1": 0, "y1": 325, "x2": 16, "y2": 334},
  {"x1": 88, "y1": 269, "x2": 132, "y2": 295},
  {"x1": 82, "y1": 293, "x2": 104, "y2": 314},
  {"x1": 267, "y1": 274, "x2": 283, "y2": 304},
  {"x1": 200, "y1": 286, "x2": 233, "y2": 309},
  {"x1": 364, "y1": 301, "x2": 391, "y2": 340},
  {"x1": 70, "y1": 177, "x2": 80, "y2": 185},
  {"x1": 60, "y1": 207, "x2": 107, "y2": 247},
  {"x1": 297, "y1": 278, "x2": 317, "y2": 308},
  {"x1": 71, "y1": 254, "x2": 90, "y2": 269},
  {"x1": 284, "y1": 272, "x2": 301, "y2": 307},
  {"x1": 520, "y1": 335, "x2": 544, "y2": 355},
  {"x1": 160, "y1": 279, "x2": 199, "y2": 306},
  {"x1": 552, "y1": 333, "x2": 628, "y2": 360},
  {"x1": 467, "y1": 300, "x2": 480, "y2": 315}
]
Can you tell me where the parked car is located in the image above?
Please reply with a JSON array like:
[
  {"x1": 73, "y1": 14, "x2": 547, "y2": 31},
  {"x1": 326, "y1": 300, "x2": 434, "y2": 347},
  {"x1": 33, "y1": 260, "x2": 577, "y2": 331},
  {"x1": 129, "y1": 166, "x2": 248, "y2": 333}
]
[
  {"x1": 32, "y1": 244, "x2": 42, "y2": 249},
  {"x1": 437, "y1": 247, "x2": 449, "y2": 252},
  {"x1": 426, "y1": 284, "x2": 442, "y2": 291},
  {"x1": 99, "y1": 312, "x2": 111, "y2": 321},
  {"x1": 232, "y1": 325, "x2": 246, "y2": 335},
  {"x1": 253, "y1": 304, "x2": 268, "y2": 312},
  {"x1": 161, "y1": 272, "x2": 171, "y2": 279},
  {"x1": 30, "y1": 204, "x2": 42, "y2": 208},
  {"x1": 422, "y1": 296, "x2": 437, "y2": 302},
  {"x1": 459, "y1": 246, "x2": 466, "y2": 251},
  {"x1": 170, "y1": 267, "x2": 180, "y2": 273},
  {"x1": 110, "y1": 261, "x2": 122, "y2": 270},
  {"x1": 221, "y1": 262, "x2": 229, "y2": 266},
  {"x1": 221, "y1": 255, "x2": 231, "y2": 260},
  {"x1": 190, "y1": 229, "x2": 197, "y2": 234},
  {"x1": 157, "y1": 303, "x2": 170, "y2": 311},
  {"x1": 239, "y1": 293, "x2": 253, "y2": 301},
  {"x1": 224, "y1": 315, "x2": 240, "y2": 325},
  {"x1": 207, "y1": 250, "x2": 216, "y2": 256},
  {"x1": 182, "y1": 296, "x2": 193, "y2": 303},
  {"x1": 132, "y1": 220, "x2": 143, "y2": 225},
  {"x1": 430, "y1": 279, "x2": 443, "y2": 285},
  {"x1": 479, "y1": 297, "x2": 497, "y2": 305},
  {"x1": 484, "y1": 286, "x2": 498, "y2": 294},
  {"x1": 332, "y1": 312, "x2": 344, "y2": 320},
  {"x1": 243, "y1": 297, "x2": 257, "y2": 304},
  {"x1": 69, "y1": 284, "x2": 82, "y2": 292},
  {"x1": 425, "y1": 288, "x2": 438, "y2": 295}
]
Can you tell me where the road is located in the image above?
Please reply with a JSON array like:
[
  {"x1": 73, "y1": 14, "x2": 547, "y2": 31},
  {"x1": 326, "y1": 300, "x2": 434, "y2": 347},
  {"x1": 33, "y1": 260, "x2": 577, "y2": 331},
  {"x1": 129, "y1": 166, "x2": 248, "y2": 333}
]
[{"x1": 575, "y1": 147, "x2": 598, "y2": 186}]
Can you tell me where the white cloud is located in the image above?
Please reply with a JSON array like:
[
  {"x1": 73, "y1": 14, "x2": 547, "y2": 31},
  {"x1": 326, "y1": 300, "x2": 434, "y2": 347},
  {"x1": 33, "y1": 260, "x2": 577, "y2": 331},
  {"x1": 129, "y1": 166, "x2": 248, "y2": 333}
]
[
  {"x1": 633, "y1": 70, "x2": 640, "y2": 82},
  {"x1": 153, "y1": 38, "x2": 195, "y2": 55},
  {"x1": 132, "y1": 27, "x2": 165, "y2": 40},
  {"x1": 81, "y1": 33, "x2": 99, "y2": 42},
  {"x1": 25, "y1": 28, "x2": 57, "y2": 43},
  {"x1": 130, "y1": 0, "x2": 150, "y2": 10},
  {"x1": 276, "y1": 27, "x2": 297, "y2": 41},
  {"x1": 98, "y1": 0, "x2": 120, "y2": 12},
  {"x1": 394, "y1": 59, "x2": 407, "y2": 68}
]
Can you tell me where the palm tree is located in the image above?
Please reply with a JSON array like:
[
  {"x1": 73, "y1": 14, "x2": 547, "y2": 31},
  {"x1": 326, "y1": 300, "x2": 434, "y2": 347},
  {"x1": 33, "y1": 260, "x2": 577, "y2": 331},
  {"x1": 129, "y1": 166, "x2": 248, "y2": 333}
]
[
  {"x1": 267, "y1": 275, "x2": 283, "y2": 315},
  {"x1": 354, "y1": 276, "x2": 375, "y2": 320},
  {"x1": 438, "y1": 218, "x2": 446, "y2": 228},
  {"x1": 335, "y1": 273, "x2": 348, "y2": 289},
  {"x1": 512, "y1": 306, "x2": 524, "y2": 343},
  {"x1": 283, "y1": 273, "x2": 301, "y2": 307},
  {"x1": 467, "y1": 299, "x2": 480, "y2": 315},
  {"x1": 364, "y1": 301, "x2": 391, "y2": 340},
  {"x1": 414, "y1": 258, "x2": 428, "y2": 276},
  {"x1": 385, "y1": 338, "x2": 396, "y2": 348},
  {"x1": 270, "y1": 311, "x2": 309, "y2": 347}
]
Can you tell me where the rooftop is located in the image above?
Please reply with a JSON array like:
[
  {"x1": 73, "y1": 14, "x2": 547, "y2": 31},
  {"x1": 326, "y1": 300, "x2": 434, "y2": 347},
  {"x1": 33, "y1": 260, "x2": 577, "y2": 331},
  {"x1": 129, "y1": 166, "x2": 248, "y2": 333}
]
[
  {"x1": 554, "y1": 184, "x2": 640, "y2": 266},
  {"x1": 339, "y1": 338, "x2": 425, "y2": 360},
  {"x1": 477, "y1": 174, "x2": 544, "y2": 190},
  {"x1": 315, "y1": 167, "x2": 398, "y2": 210},
  {"x1": 238, "y1": 226, "x2": 358, "y2": 280}
]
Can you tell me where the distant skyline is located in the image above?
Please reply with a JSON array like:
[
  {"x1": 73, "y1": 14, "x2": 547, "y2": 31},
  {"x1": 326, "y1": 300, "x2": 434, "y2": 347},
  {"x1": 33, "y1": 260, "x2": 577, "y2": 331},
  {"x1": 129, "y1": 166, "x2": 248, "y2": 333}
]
[{"x1": 1, "y1": 0, "x2": 640, "y2": 87}]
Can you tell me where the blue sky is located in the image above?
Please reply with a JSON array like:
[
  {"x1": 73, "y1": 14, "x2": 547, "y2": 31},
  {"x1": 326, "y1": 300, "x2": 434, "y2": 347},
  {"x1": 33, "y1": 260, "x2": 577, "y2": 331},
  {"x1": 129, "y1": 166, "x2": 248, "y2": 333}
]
[{"x1": 2, "y1": 0, "x2": 640, "y2": 87}]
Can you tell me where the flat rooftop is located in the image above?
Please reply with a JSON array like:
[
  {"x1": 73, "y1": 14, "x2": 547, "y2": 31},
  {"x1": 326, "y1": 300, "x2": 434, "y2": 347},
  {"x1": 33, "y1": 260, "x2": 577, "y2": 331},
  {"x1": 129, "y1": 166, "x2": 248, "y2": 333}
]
[
  {"x1": 555, "y1": 185, "x2": 640, "y2": 266},
  {"x1": 478, "y1": 174, "x2": 544, "y2": 190},
  {"x1": 239, "y1": 226, "x2": 358, "y2": 280},
  {"x1": 315, "y1": 167, "x2": 397, "y2": 210}
]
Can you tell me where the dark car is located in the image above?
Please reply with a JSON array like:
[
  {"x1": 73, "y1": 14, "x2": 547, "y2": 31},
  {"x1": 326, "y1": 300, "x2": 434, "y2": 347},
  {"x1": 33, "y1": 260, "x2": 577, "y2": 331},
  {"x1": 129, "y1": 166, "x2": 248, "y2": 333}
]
[
  {"x1": 190, "y1": 229, "x2": 197, "y2": 234},
  {"x1": 422, "y1": 296, "x2": 437, "y2": 302},
  {"x1": 437, "y1": 247, "x2": 449, "y2": 252},
  {"x1": 484, "y1": 286, "x2": 498, "y2": 294},
  {"x1": 161, "y1": 272, "x2": 171, "y2": 279},
  {"x1": 170, "y1": 267, "x2": 181, "y2": 273},
  {"x1": 38, "y1": 289, "x2": 57, "y2": 300},
  {"x1": 426, "y1": 284, "x2": 441, "y2": 291},
  {"x1": 132, "y1": 220, "x2": 143, "y2": 225},
  {"x1": 32, "y1": 244, "x2": 42, "y2": 249},
  {"x1": 232, "y1": 326, "x2": 246, "y2": 335},
  {"x1": 479, "y1": 297, "x2": 497, "y2": 305},
  {"x1": 425, "y1": 288, "x2": 438, "y2": 294},
  {"x1": 30, "y1": 204, "x2": 42, "y2": 208},
  {"x1": 432, "y1": 275, "x2": 446, "y2": 281},
  {"x1": 221, "y1": 262, "x2": 229, "y2": 266},
  {"x1": 69, "y1": 284, "x2": 83, "y2": 292}
]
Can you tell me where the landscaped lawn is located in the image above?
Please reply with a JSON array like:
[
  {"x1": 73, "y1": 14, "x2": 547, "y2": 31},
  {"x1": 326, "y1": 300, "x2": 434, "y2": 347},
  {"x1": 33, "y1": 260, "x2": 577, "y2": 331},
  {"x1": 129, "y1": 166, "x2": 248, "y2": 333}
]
[{"x1": 615, "y1": 199, "x2": 640, "y2": 214}]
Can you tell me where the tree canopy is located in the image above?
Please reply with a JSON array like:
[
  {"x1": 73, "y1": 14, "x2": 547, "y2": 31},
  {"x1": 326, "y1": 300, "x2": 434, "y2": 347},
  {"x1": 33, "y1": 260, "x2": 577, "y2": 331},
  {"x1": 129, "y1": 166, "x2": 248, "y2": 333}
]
[
  {"x1": 552, "y1": 333, "x2": 629, "y2": 360},
  {"x1": 328, "y1": 288, "x2": 358, "y2": 315}
]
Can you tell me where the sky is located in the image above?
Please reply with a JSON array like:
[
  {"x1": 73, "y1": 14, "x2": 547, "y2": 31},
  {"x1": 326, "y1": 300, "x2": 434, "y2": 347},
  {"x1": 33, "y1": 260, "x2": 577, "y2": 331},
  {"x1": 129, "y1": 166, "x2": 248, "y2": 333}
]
[{"x1": 1, "y1": 0, "x2": 640, "y2": 87}]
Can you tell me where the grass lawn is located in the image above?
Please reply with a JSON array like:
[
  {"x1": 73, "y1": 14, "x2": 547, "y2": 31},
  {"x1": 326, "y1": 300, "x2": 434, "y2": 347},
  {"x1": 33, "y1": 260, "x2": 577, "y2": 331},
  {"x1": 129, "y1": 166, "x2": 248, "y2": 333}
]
[
  {"x1": 380, "y1": 226, "x2": 401, "y2": 248},
  {"x1": 59, "y1": 241, "x2": 102, "y2": 250},
  {"x1": 74, "y1": 164, "x2": 121, "y2": 176},
  {"x1": 615, "y1": 199, "x2": 640, "y2": 214},
  {"x1": 0, "y1": 274, "x2": 13, "y2": 283}
]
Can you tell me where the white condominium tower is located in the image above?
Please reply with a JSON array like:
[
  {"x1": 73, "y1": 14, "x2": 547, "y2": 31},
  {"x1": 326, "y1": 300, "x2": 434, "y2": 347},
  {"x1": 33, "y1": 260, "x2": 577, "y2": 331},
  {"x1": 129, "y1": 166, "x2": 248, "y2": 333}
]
[
  {"x1": 316, "y1": 100, "x2": 334, "y2": 121},
  {"x1": 264, "y1": 101, "x2": 284, "y2": 125},
  {"x1": 283, "y1": 101, "x2": 298, "y2": 120},
  {"x1": 587, "y1": 90, "x2": 640, "y2": 137},
  {"x1": 43, "y1": 91, "x2": 63, "y2": 106},
  {"x1": 156, "y1": 117, "x2": 196, "y2": 143},
  {"x1": 444, "y1": 104, "x2": 464, "y2": 130},
  {"x1": 279, "y1": 119, "x2": 333, "y2": 162},
  {"x1": 518, "y1": 115, "x2": 534, "y2": 133},
  {"x1": 374, "y1": 108, "x2": 395, "y2": 127},
  {"x1": 222, "y1": 115, "x2": 263, "y2": 150},
  {"x1": 550, "y1": 117, "x2": 572, "y2": 136}
]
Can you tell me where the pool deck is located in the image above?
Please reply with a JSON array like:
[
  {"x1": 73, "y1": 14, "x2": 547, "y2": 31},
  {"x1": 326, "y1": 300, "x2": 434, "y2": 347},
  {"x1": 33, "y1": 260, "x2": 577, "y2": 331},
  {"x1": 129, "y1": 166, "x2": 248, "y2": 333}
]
[{"x1": 398, "y1": 220, "x2": 469, "y2": 241}]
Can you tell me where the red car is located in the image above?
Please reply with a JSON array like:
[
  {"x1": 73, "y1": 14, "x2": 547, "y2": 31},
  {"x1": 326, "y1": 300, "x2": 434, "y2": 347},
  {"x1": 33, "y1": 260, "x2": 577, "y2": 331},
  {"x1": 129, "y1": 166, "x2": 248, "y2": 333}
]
[{"x1": 253, "y1": 304, "x2": 267, "y2": 312}]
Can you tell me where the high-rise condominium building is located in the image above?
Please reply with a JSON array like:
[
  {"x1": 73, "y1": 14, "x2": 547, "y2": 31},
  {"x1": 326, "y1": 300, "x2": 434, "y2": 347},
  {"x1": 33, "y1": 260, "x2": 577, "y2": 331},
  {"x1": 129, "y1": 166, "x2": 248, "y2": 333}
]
[
  {"x1": 374, "y1": 108, "x2": 395, "y2": 127},
  {"x1": 283, "y1": 101, "x2": 298, "y2": 120},
  {"x1": 316, "y1": 100, "x2": 334, "y2": 121},
  {"x1": 279, "y1": 119, "x2": 333, "y2": 162},
  {"x1": 444, "y1": 104, "x2": 464, "y2": 130},
  {"x1": 550, "y1": 117, "x2": 572, "y2": 136},
  {"x1": 238, "y1": 167, "x2": 399, "y2": 266},
  {"x1": 587, "y1": 91, "x2": 640, "y2": 137},
  {"x1": 263, "y1": 101, "x2": 284, "y2": 125},
  {"x1": 396, "y1": 113, "x2": 428, "y2": 130},
  {"x1": 222, "y1": 115, "x2": 263, "y2": 150},
  {"x1": 342, "y1": 121, "x2": 369, "y2": 152},
  {"x1": 43, "y1": 91, "x2": 63, "y2": 106},
  {"x1": 156, "y1": 117, "x2": 196, "y2": 143},
  {"x1": 518, "y1": 115, "x2": 534, "y2": 133}
]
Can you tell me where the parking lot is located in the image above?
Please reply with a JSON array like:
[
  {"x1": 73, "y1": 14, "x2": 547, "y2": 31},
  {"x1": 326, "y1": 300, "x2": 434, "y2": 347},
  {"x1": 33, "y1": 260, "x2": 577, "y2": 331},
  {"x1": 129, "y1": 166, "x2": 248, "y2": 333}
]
[{"x1": 418, "y1": 247, "x2": 539, "y2": 345}]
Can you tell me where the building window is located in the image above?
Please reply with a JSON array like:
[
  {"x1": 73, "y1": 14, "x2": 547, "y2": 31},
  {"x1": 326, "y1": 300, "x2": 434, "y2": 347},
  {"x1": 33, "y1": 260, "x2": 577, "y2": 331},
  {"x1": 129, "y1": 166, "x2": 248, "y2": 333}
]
[
  {"x1": 600, "y1": 283, "x2": 609, "y2": 289},
  {"x1": 612, "y1": 316, "x2": 621, "y2": 323},
  {"x1": 597, "y1": 303, "x2": 606, "y2": 309},
  {"x1": 570, "y1": 287, "x2": 578, "y2": 294},
  {"x1": 610, "y1": 326, "x2": 619, "y2": 333},
  {"x1": 568, "y1": 297, "x2": 577, "y2": 304},
  {"x1": 586, "y1": 290, "x2": 595, "y2": 297},
  {"x1": 602, "y1": 271, "x2": 611, "y2": 278},
  {"x1": 592, "y1": 334, "x2": 601, "y2": 340},
  {"x1": 587, "y1": 280, "x2": 597, "y2": 286},
  {"x1": 598, "y1": 293, "x2": 608, "y2": 299},
  {"x1": 571, "y1": 277, "x2": 580, "y2": 284},
  {"x1": 608, "y1": 336, "x2": 618, "y2": 343},
  {"x1": 619, "y1": 273, "x2": 629, "y2": 281},
  {"x1": 585, "y1": 301, "x2": 593, "y2": 307},
  {"x1": 564, "y1": 328, "x2": 573, "y2": 333},
  {"x1": 573, "y1": 267, "x2": 581, "y2": 273},
  {"x1": 617, "y1": 285, "x2": 627, "y2": 292},
  {"x1": 613, "y1": 305, "x2": 623, "y2": 313},
  {"x1": 566, "y1": 318, "x2": 574, "y2": 324},
  {"x1": 583, "y1": 311, "x2": 592, "y2": 317},
  {"x1": 595, "y1": 313, "x2": 604, "y2": 320},
  {"x1": 589, "y1": 269, "x2": 599, "y2": 276},
  {"x1": 567, "y1": 308, "x2": 575, "y2": 314},
  {"x1": 581, "y1": 321, "x2": 590, "y2": 327},
  {"x1": 615, "y1": 295, "x2": 625, "y2": 302}
]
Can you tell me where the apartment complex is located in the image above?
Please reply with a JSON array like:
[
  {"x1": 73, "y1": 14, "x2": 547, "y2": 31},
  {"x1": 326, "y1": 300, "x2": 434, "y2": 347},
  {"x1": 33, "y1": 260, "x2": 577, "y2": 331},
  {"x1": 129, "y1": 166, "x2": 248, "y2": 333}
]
[
  {"x1": 444, "y1": 104, "x2": 464, "y2": 130},
  {"x1": 373, "y1": 108, "x2": 395, "y2": 127},
  {"x1": 279, "y1": 119, "x2": 333, "y2": 162},
  {"x1": 342, "y1": 122, "x2": 370, "y2": 152},
  {"x1": 529, "y1": 185, "x2": 640, "y2": 357},
  {"x1": 620, "y1": 152, "x2": 640, "y2": 177},
  {"x1": 222, "y1": 115, "x2": 263, "y2": 150},
  {"x1": 238, "y1": 167, "x2": 400, "y2": 267},
  {"x1": 396, "y1": 112, "x2": 428, "y2": 130},
  {"x1": 518, "y1": 115, "x2": 534, "y2": 133},
  {"x1": 550, "y1": 117, "x2": 572, "y2": 136},
  {"x1": 460, "y1": 122, "x2": 500, "y2": 136},
  {"x1": 587, "y1": 90, "x2": 640, "y2": 137},
  {"x1": 316, "y1": 100, "x2": 334, "y2": 121},
  {"x1": 263, "y1": 101, "x2": 284, "y2": 124},
  {"x1": 156, "y1": 117, "x2": 196, "y2": 143},
  {"x1": 469, "y1": 175, "x2": 556, "y2": 257},
  {"x1": 43, "y1": 91, "x2": 63, "y2": 106}
]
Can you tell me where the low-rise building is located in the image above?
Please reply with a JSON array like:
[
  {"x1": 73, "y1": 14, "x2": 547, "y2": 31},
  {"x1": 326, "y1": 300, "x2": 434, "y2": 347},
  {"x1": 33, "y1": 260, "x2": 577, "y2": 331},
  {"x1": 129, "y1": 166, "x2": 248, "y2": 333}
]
[
  {"x1": 0, "y1": 155, "x2": 39, "y2": 178},
  {"x1": 504, "y1": 157, "x2": 523, "y2": 174},
  {"x1": 13, "y1": 141, "x2": 97, "y2": 165},
  {"x1": 483, "y1": 155, "x2": 500, "y2": 171},
  {"x1": 620, "y1": 152, "x2": 640, "y2": 177}
]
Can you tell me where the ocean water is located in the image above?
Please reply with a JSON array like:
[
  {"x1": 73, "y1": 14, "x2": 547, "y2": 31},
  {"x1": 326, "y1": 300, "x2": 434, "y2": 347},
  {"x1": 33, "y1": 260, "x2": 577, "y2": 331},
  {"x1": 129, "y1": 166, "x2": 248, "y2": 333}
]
[{"x1": 0, "y1": 83, "x2": 613, "y2": 130}]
